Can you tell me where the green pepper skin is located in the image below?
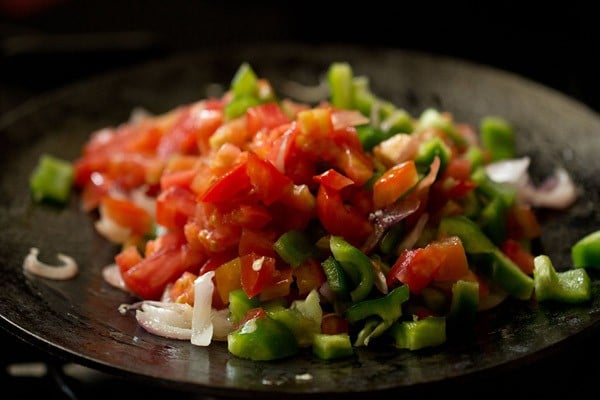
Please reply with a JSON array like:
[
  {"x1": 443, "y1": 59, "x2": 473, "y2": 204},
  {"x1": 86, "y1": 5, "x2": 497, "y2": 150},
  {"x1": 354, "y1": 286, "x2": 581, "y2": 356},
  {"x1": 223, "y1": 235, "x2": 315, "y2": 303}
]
[
  {"x1": 228, "y1": 289, "x2": 260, "y2": 324},
  {"x1": 329, "y1": 236, "x2": 374, "y2": 302},
  {"x1": 571, "y1": 230, "x2": 600, "y2": 268},
  {"x1": 322, "y1": 256, "x2": 351, "y2": 300},
  {"x1": 312, "y1": 333, "x2": 354, "y2": 360},
  {"x1": 29, "y1": 154, "x2": 74, "y2": 204},
  {"x1": 534, "y1": 255, "x2": 591, "y2": 304},
  {"x1": 448, "y1": 280, "x2": 479, "y2": 329},
  {"x1": 274, "y1": 229, "x2": 318, "y2": 267},
  {"x1": 328, "y1": 62, "x2": 353, "y2": 109},
  {"x1": 480, "y1": 116, "x2": 515, "y2": 161},
  {"x1": 345, "y1": 285, "x2": 409, "y2": 324},
  {"x1": 389, "y1": 316, "x2": 446, "y2": 351},
  {"x1": 227, "y1": 314, "x2": 298, "y2": 361}
]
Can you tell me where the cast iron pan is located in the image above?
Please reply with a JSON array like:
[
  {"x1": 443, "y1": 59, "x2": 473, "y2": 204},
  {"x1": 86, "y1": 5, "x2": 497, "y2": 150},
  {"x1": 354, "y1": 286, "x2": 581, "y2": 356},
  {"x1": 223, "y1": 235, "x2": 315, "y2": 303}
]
[{"x1": 1, "y1": 43, "x2": 599, "y2": 398}]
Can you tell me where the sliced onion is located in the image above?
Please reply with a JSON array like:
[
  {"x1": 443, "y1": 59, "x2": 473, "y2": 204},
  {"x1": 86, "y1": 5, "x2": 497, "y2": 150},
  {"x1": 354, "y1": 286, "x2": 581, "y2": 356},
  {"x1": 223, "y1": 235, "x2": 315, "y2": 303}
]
[
  {"x1": 415, "y1": 156, "x2": 441, "y2": 192},
  {"x1": 101, "y1": 263, "x2": 129, "y2": 292},
  {"x1": 363, "y1": 198, "x2": 420, "y2": 254},
  {"x1": 121, "y1": 301, "x2": 193, "y2": 340},
  {"x1": 94, "y1": 212, "x2": 131, "y2": 244},
  {"x1": 211, "y1": 308, "x2": 232, "y2": 341},
  {"x1": 130, "y1": 186, "x2": 156, "y2": 217},
  {"x1": 373, "y1": 267, "x2": 388, "y2": 295},
  {"x1": 485, "y1": 157, "x2": 531, "y2": 186},
  {"x1": 518, "y1": 167, "x2": 578, "y2": 209},
  {"x1": 374, "y1": 133, "x2": 420, "y2": 167},
  {"x1": 129, "y1": 106, "x2": 152, "y2": 123},
  {"x1": 396, "y1": 213, "x2": 429, "y2": 253},
  {"x1": 331, "y1": 110, "x2": 369, "y2": 131},
  {"x1": 23, "y1": 247, "x2": 78, "y2": 280},
  {"x1": 191, "y1": 271, "x2": 215, "y2": 346}
]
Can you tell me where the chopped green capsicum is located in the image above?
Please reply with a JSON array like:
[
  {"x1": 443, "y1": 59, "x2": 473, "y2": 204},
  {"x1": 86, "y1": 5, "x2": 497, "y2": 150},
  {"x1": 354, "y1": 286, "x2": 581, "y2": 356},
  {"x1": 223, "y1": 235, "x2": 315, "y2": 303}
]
[
  {"x1": 389, "y1": 316, "x2": 446, "y2": 351},
  {"x1": 571, "y1": 230, "x2": 600, "y2": 268},
  {"x1": 227, "y1": 309, "x2": 298, "y2": 361},
  {"x1": 274, "y1": 229, "x2": 319, "y2": 267},
  {"x1": 329, "y1": 236, "x2": 374, "y2": 302},
  {"x1": 312, "y1": 333, "x2": 354, "y2": 360},
  {"x1": 229, "y1": 289, "x2": 260, "y2": 324},
  {"x1": 480, "y1": 116, "x2": 515, "y2": 161},
  {"x1": 533, "y1": 255, "x2": 591, "y2": 303},
  {"x1": 29, "y1": 154, "x2": 74, "y2": 204}
]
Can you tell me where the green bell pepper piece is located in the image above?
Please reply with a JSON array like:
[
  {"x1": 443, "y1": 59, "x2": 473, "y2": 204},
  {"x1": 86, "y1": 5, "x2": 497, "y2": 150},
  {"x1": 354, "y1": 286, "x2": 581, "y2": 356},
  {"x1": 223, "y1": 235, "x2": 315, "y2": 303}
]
[
  {"x1": 438, "y1": 216, "x2": 497, "y2": 254},
  {"x1": 328, "y1": 62, "x2": 353, "y2": 109},
  {"x1": 414, "y1": 136, "x2": 451, "y2": 175},
  {"x1": 488, "y1": 249, "x2": 534, "y2": 300},
  {"x1": 312, "y1": 333, "x2": 354, "y2": 360},
  {"x1": 345, "y1": 285, "x2": 410, "y2": 345},
  {"x1": 329, "y1": 236, "x2": 374, "y2": 302},
  {"x1": 418, "y1": 108, "x2": 466, "y2": 147},
  {"x1": 224, "y1": 94, "x2": 260, "y2": 120},
  {"x1": 379, "y1": 223, "x2": 404, "y2": 255},
  {"x1": 480, "y1": 116, "x2": 515, "y2": 161},
  {"x1": 29, "y1": 154, "x2": 74, "y2": 204},
  {"x1": 534, "y1": 255, "x2": 591, "y2": 303},
  {"x1": 230, "y1": 62, "x2": 258, "y2": 97},
  {"x1": 273, "y1": 229, "x2": 318, "y2": 267},
  {"x1": 321, "y1": 256, "x2": 351, "y2": 300},
  {"x1": 228, "y1": 289, "x2": 260, "y2": 324},
  {"x1": 448, "y1": 280, "x2": 479, "y2": 328},
  {"x1": 356, "y1": 125, "x2": 389, "y2": 152},
  {"x1": 571, "y1": 230, "x2": 600, "y2": 268},
  {"x1": 227, "y1": 313, "x2": 298, "y2": 361},
  {"x1": 380, "y1": 109, "x2": 414, "y2": 135},
  {"x1": 389, "y1": 316, "x2": 446, "y2": 351},
  {"x1": 478, "y1": 196, "x2": 508, "y2": 245},
  {"x1": 267, "y1": 289, "x2": 322, "y2": 347},
  {"x1": 353, "y1": 317, "x2": 380, "y2": 347}
]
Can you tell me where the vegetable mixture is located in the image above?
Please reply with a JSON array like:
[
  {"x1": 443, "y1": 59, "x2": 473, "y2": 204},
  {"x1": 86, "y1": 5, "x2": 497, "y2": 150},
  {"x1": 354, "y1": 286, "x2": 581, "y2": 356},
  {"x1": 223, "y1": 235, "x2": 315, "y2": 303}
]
[{"x1": 30, "y1": 62, "x2": 598, "y2": 361}]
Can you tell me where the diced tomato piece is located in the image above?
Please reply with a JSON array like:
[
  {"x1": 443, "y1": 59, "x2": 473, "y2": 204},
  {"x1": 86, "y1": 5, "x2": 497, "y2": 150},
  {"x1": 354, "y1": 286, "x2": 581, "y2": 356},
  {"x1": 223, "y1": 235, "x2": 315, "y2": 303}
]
[
  {"x1": 198, "y1": 161, "x2": 251, "y2": 203},
  {"x1": 431, "y1": 236, "x2": 470, "y2": 281},
  {"x1": 240, "y1": 253, "x2": 277, "y2": 298},
  {"x1": 292, "y1": 259, "x2": 326, "y2": 295},
  {"x1": 169, "y1": 271, "x2": 198, "y2": 305},
  {"x1": 388, "y1": 247, "x2": 443, "y2": 294},
  {"x1": 321, "y1": 313, "x2": 349, "y2": 335},
  {"x1": 501, "y1": 239, "x2": 535, "y2": 275},
  {"x1": 246, "y1": 152, "x2": 293, "y2": 205},
  {"x1": 259, "y1": 267, "x2": 293, "y2": 301},
  {"x1": 372, "y1": 160, "x2": 419, "y2": 209},
  {"x1": 122, "y1": 243, "x2": 200, "y2": 300},
  {"x1": 101, "y1": 196, "x2": 153, "y2": 235},
  {"x1": 313, "y1": 168, "x2": 355, "y2": 191},
  {"x1": 246, "y1": 103, "x2": 290, "y2": 136},
  {"x1": 233, "y1": 307, "x2": 267, "y2": 330},
  {"x1": 316, "y1": 185, "x2": 372, "y2": 247},
  {"x1": 506, "y1": 204, "x2": 541, "y2": 241},
  {"x1": 115, "y1": 245, "x2": 143, "y2": 274},
  {"x1": 156, "y1": 186, "x2": 197, "y2": 230},
  {"x1": 238, "y1": 228, "x2": 278, "y2": 258},
  {"x1": 214, "y1": 257, "x2": 242, "y2": 305}
]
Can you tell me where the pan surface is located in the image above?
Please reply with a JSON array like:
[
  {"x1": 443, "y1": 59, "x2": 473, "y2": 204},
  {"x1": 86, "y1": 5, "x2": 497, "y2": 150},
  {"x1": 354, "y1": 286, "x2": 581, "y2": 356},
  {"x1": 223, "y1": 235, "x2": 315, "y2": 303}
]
[{"x1": 1, "y1": 43, "x2": 599, "y2": 398}]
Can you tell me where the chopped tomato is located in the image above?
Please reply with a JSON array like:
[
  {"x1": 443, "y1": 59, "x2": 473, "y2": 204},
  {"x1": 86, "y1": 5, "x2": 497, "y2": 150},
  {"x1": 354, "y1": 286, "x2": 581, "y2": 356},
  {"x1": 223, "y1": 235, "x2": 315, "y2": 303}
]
[
  {"x1": 501, "y1": 239, "x2": 535, "y2": 275},
  {"x1": 240, "y1": 253, "x2": 277, "y2": 298},
  {"x1": 156, "y1": 186, "x2": 197, "y2": 229},
  {"x1": 292, "y1": 259, "x2": 326, "y2": 295},
  {"x1": 101, "y1": 196, "x2": 153, "y2": 235},
  {"x1": 506, "y1": 204, "x2": 541, "y2": 241},
  {"x1": 430, "y1": 236, "x2": 470, "y2": 281},
  {"x1": 238, "y1": 228, "x2": 278, "y2": 258},
  {"x1": 115, "y1": 245, "x2": 143, "y2": 273},
  {"x1": 198, "y1": 161, "x2": 251, "y2": 203},
  {"x1": 313, "y1": 168, "x2": 355, "y2": 191},
  {"x1": 372, "y1": 160, "x2": 419, "y2": 209},
  {"x1": 259, "y1": 267, "x2": 293, "y2": 301},
  {"x1": 214, "y1": 257, "x2": 242, "y2": 305},
  {"x1": 169, "y1": 271, "x2": 198, "y2": 305},
  {"x1": 321, "y1": 313, "x2": 349, "y2": 334},
  {"x1": 246, "y1": 152, "x2": 293, "y2": 205},
  {"x1": 388, "y1": 247, "x2": 443, "y2": 294},
  {"x1": 246, "y1": 103, "x2": 290, "y2": 136}
]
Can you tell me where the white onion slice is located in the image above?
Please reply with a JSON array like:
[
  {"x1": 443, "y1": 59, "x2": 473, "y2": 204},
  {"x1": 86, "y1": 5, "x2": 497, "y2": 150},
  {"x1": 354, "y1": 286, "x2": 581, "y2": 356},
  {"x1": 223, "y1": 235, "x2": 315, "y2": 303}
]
[
  {"x1": 101, "y1": 263, "x2": 129, "y2": 292},
  {"x1": 485, "y1": 157, "x2": 531, "y2": 186},
  {"x1": 94, "y1": 213, "x2": 131, "y2": 244},
  {"x1": 211, "y1": 308, "x2": 232, "y2": 341},
  {"x1": 518, "y1": 167, "x2": 578, "y2": 209},
  {"x1": 126, "y1": 301, "x2": 193, "y2": 340},
  {"x1": 396, "y1": 213, "x2": 429, "y2": 253},
  {"x1": 23, "y1": 247, "x2": 78, "y2": 280},
  {"x1": 331, "y1": 110, "x2": 369, "y2": 131},
  {"x1": 191, "y1": 271, "x2": 215, "y2": 346},
  {"x1": 373, "y1": 268, "x2": 388, "y2": 295}
]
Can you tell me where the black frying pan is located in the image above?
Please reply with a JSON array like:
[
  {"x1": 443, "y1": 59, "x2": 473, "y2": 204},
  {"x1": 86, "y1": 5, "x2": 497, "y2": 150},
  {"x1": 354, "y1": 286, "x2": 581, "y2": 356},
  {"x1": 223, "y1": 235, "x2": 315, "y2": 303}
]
[{"x1": 1, "y1": 43, "x2": 599, "y2": 398}]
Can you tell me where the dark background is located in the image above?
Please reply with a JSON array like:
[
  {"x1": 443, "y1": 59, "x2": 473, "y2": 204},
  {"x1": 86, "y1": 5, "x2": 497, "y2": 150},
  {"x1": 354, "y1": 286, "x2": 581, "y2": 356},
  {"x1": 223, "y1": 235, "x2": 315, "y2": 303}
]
[{"x1": 1, "y1": 1, "x2": 599, "y2": 399}]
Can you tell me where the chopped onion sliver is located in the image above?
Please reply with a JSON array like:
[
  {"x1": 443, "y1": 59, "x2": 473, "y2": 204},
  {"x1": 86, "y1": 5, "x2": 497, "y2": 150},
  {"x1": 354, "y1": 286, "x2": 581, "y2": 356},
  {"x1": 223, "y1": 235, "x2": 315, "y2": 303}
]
[
  {"x1": 396, "y1": 213, "x2": 429, "y2": 253},
  {"x1": 101, "y1": 263, "x2": 129, "y2": 292},
  {"x1": 211, "y1": 308, "x2": 232, "y2": 341},
  {"x1": 191, "y1": 271, "x2": 215, "y2": 346},
  {"x1": 95, "y1": 213, "x2": 131, "y2": 244},
  {"x1": 415, "y1": 156, "x2": 441, "y2": 192},
  {"x1": 331, "y1": 110, "x2": 370, "y2": 131},
  {"x1": 23, "y1": 247, "x2": 78, "y2": 280},
  {"x1": 121, "y1": 301, "x2": 193, "y2": 340},
  {"x1": 518, "y1": 168, "x2": 578, "y2": 209},
  {"x1": 485, "y1": 157, "x2": 531, "y2": 186}
]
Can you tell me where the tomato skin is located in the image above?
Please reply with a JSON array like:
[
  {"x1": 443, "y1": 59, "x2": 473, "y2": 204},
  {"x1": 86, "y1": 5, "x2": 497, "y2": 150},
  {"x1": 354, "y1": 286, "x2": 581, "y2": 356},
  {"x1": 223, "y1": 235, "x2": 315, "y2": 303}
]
[
  {"x1": 246, "y1": 103, "x2": 290, "y2": 136},
  {"x1": 501, "y1": 239, "x2": 535, "y2": 275},
  {"x1": 101, "y1": 196, "x2": 153, "y2": 236},
  {"x1": 240, "y1": 253, "x2": 277, "y2": 298},
  {"x1": 372, "y1": 160, "x2": 419, "y2": 209},
  {"x1": 430, "y1": 236, "x2": 470, "y2": 281},
  {"x1": 238, "y1": 228, "x2": 278, "y2": 258},
  {"x1": 198, "y1": 161, "x2": 252, "y2": 203},
  {"x1": 115, "y1": 245, "x2": 143, "y2": 273},
  {"x1": 156, "y1": 186, "x2": 197, "y2": 230},
  {"x1": 316, "y1": 184, "x2": 372, "y2": 246},
  {"x1": 246, "y1": 152, "x2": 293, "y2": 205},
  {"x1": 314, "y1": 168, "x2": 354, "y2": 191},
  {"x1": 169, "y1": 271, "x2": 198, "y2": 305},
  {"x1": 388, "y1": 248, "x2": 442, "y2": 294},
  {"x1": 321, "y1": 313, "x2": 349, "y2": 334}
]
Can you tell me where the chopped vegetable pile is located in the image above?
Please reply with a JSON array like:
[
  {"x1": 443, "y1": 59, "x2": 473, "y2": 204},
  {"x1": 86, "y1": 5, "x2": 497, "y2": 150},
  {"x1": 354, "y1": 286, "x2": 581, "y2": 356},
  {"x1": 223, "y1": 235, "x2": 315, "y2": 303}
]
[{"x1": 33, "y1": 62, "x2": 599, "y2": 361}]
